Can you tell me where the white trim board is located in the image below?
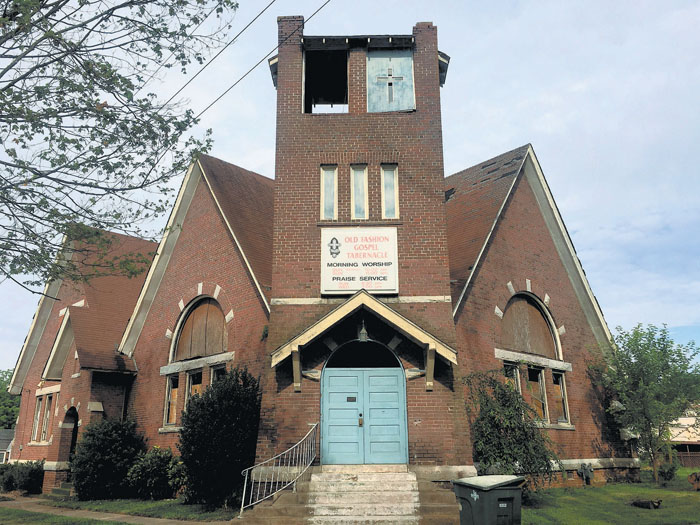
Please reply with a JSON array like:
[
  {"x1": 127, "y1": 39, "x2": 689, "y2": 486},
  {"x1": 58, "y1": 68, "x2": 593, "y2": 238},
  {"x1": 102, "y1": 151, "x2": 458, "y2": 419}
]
[
  {"x1": 42, "y1": 311, "x2": 74, "y2": 381},
  {"x1": 118, "y1": 162, "x2": 200, "y2": 356},
  {"x1": 198, "y1": 159, "x2": 270, "y2": 313},
  {"x1": 271, "y1": 289, "x2": 457, "y2": 367},
  {"x1": 451, "y1": 146, "x2": 612, "y2": 351},
  {"x1": 9, "y1": 237, "x2": 71, "y2": 394}
]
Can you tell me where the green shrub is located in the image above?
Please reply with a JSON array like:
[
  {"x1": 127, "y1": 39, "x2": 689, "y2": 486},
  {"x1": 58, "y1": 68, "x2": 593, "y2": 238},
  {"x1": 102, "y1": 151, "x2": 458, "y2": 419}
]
[
  {"x1": 178, "y1": 367, "x2": 260, "y2": 508},
  {"x1": 16, "y1": 461, "x2": 44, "y2": 493},
  {"x1": 464, "y1": 369, "x2": 561, "y2": 493},
  {"x1": 658, "y1": 459, "x2": 679, "y2": 485},
  {"x1": 127, "y1": 447, "x2": 177, "y2": 500},
  {"x1": 0, "y1": 463, "x2": 16, "y2": 492},
  {"x1": 167, "y1": 457, "x2": 187, "y2": 497},
  {"x1": 0, "y1": 462, "x2": 44, "y2": 493},
  {"x1": 71, "y1": 418, "x2": 146, "y2": 500}
]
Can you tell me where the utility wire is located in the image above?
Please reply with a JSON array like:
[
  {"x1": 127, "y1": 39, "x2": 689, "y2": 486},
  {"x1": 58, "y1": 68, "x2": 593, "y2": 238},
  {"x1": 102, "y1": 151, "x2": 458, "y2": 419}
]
[
  {"x1": 52, "y1": 1, "x2": 275, "y2": 211},
  {"x1": 145, "y1": 0, "x2": 333, "y2": 176},
  {"x1": 194, "y1": 0, "x2": 333, "y2": 120},
  {"x1": 162, "y1": 0, "x2": 278, "y2": 108}
]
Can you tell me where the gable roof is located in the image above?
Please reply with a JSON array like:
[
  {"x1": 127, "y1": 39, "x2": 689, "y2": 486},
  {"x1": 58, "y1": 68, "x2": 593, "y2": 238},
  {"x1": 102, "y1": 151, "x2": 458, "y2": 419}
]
[
  {"x1": 119, "y1": 156, "x2": 274, "y2": 357},
  {"x1": 444, "y1": 145, "x2": 529, "y2": 305},
  {"x1": 0, "y1": 429, "x2": 14, "y2": 451},
  {"x1": 445, "y1": 144, "x2": 612, "y2": 348},
  {"x1": 10, "y1": 230, "x2": 155, "y2": 392},
  {"x1": 73, "y1": 232, "x2": 155, "y2": 372},
  {"x1": 199, "y1": 155, "x2": 274, "y2": 300}
]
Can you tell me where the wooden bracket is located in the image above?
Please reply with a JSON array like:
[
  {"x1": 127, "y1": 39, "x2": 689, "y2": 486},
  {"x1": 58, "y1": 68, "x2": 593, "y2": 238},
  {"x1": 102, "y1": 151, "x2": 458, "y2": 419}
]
[
  {"x1": 425, "y1": 344, "x2": 435, "y2": 391},
  {"x1": 292, "y1": 346, "x2": 301, "y2": 392}
]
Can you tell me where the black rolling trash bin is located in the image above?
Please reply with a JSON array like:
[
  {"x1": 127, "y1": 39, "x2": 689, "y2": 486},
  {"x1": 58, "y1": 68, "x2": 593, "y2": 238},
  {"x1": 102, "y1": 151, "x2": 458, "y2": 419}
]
[{"x1": 452, "y1": 475, "x2": 525, "y2": 525}]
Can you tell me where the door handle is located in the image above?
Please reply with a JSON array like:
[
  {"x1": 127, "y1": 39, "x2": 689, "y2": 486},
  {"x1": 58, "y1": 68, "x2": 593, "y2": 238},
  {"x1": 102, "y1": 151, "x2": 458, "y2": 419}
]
[{"x1": 359, "y1": 414, "x2": 363, "y2": 427}]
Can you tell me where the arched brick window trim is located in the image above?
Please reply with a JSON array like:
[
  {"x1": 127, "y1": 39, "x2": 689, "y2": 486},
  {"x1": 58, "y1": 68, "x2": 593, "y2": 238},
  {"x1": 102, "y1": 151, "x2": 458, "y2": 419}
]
[{"x1": 172, "y1": 297, "x2": 226, "y2": 362}]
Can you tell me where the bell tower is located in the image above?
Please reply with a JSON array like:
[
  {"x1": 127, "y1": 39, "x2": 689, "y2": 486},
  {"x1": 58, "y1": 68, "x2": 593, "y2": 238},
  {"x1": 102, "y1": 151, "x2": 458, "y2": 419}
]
[{"x1": 267, "y1": 16, "x2": 456, "y2": 358}]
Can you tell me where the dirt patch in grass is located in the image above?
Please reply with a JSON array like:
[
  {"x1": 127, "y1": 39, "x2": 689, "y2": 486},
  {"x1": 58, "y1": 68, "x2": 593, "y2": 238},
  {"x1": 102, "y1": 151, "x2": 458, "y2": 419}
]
[
  {"x1": 42, "y1": 497, "x2": 237, "y2": 521},
  {"x1": 0, "y1": 507, "x2": 129, "y2": 524}
]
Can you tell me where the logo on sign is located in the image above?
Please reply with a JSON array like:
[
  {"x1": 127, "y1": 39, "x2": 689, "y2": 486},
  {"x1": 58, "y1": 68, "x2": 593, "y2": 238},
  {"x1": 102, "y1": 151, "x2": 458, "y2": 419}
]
[{"x1": 328, "y1": 237, "x2": 341, "y2": 258}]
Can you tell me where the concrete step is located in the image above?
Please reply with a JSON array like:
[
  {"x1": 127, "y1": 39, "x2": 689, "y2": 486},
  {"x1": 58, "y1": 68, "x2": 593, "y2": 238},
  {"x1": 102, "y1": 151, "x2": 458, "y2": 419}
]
[
  {"x1": 312, "y1": 472, "x2": 417, "y2": 482},
  {"x1": 420, "y1": 509, "x2": 460, "y2": 525},
  {"x1": 321, "y1": 464, "x2": 408, "y2": 473},
  {"x1": 309, "y1": 480, "x2": 418, "y2": 492},
  {"x1": 308, "y1": 516, "x2": 418, "y2": 525},
  {"x1": 309, "y1": 503, "x2": 418, "y2": 517},
  {"x1": 309, "y1": 491, "x2": 420, "y2": 505}
]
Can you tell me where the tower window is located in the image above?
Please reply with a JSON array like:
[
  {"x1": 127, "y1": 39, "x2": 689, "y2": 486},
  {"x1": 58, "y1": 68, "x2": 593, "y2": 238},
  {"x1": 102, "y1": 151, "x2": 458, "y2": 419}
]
[
  {"x1": 381, "y1": 165, "x2": 399, "y2": 219},
  {"x1": 304, "y1": 50, "x2": 348, "y2": 114},
  {"x1": 351, "y1": 165, "x2": 368, "y2": 219},
  {"x1": 320, "y1": 165, "x2": 337, "y2": 220}
]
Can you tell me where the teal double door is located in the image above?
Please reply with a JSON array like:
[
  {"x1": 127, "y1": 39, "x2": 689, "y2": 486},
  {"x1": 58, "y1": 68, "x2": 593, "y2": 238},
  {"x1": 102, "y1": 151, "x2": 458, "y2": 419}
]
[{"x1": 321, "y1": 368, "x2": 408, "y2": 464}]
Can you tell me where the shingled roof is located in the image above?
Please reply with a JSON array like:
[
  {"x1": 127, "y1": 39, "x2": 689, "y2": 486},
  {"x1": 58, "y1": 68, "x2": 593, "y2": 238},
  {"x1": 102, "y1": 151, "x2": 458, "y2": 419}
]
[
  {"x1": 444, "y1": 145, "x2": 530, "y2": 304},
  {"x1": 199, "y1": 155, "x2": 274, "y2": 301},
  {"x1": 70, "y1": 231, "x2": 156, "y2": 372}
]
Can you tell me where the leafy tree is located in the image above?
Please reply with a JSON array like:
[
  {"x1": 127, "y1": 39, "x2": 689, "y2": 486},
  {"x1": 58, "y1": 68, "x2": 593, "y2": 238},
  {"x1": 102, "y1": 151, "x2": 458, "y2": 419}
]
[
  {"x1": 178, "y1": 367, "x2": 260, "y2": 508},
  {"x1": 598, "y1": 324, "x2": 700, "y2": 483},
  {"x1": 71, "y1": 418, "x2": 146, "y2": 500},
  {"x1": 0, "y1": 369, "x2": 20, "y2": 428},
  {"x1": 1, "y1": 0, "x2": 238, "y2": 289},
  {"x1": 464, "y1": 369, "x2": 561, "y2": 492}
]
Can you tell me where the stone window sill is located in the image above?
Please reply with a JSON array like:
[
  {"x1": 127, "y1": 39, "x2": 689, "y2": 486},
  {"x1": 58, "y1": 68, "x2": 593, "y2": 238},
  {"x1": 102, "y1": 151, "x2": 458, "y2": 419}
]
[
  {"x1": 27, "y1": 441, "x2": 50, "y2": 446},
  {"x1": 158, "y1": 426, "x2": 182, "y2": 434},
  {"x1": 318, "y1": 220, "x2": 403, "y2": 227},
  {"x1": 537, "y1": 422, "x2": 576, "y2": 431}
]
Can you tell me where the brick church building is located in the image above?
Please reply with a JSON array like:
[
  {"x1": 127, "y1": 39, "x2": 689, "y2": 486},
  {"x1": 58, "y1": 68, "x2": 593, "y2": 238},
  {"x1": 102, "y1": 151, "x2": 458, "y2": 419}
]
[{"x1": 9, "y1": 16, "x2": 636, "y2": 493}]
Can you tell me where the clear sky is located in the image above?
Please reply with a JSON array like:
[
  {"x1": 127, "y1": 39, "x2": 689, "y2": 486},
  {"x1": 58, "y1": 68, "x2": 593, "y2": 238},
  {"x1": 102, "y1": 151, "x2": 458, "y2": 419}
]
[{"x1": 1, "y1": 0, "x2": 699, "y2": 370}]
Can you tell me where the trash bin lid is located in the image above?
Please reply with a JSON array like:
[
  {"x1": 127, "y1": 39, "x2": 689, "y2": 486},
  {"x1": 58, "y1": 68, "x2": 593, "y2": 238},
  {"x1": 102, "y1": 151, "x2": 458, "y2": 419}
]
[{"x1": 452, "y1": 475, "x2": 525, "y2": 491}]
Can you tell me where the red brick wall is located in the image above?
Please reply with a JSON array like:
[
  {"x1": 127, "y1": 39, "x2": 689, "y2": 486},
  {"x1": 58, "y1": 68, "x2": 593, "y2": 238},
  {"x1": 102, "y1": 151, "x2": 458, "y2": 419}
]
[
  {"x1": 12, "y1": 282, "x2": 85, "y2": 466},
  {"x1": 454, "y1": 174, "x2": 622, "y2": 462},
  {"x1": 268, "y1": 18, "x2": 455, "y2": 349},
  {"x1": 126, "y1": 175, "x2": 270, "y2": 452},
  {"x1": 258, "y1": 17, "x2": 464, "y2": 465}
]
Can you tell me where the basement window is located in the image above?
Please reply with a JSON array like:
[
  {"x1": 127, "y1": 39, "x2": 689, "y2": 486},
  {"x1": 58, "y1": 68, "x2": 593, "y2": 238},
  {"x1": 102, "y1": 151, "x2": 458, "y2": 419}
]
[{"x1": 304, "y1": 50, "x2": 348, "y2": 114}]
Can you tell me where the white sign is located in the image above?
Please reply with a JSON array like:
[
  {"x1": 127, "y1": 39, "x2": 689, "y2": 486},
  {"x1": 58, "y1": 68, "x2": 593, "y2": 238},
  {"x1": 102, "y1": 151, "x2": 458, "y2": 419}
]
[{"x1": 321, "y1": 227, "x2": 398, "y2": 294}]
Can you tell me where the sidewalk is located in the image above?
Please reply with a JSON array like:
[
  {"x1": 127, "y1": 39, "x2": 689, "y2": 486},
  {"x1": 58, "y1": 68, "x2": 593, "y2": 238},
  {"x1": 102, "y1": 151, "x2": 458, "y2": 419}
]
[{"x1": 0, "y1": 496, "x2": 230, "y2": 524}]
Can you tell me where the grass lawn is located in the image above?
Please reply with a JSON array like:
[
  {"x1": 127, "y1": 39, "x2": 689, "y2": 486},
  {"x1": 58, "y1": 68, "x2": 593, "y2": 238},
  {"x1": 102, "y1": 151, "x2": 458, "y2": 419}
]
[
  {"x1": 523, "y1": 467, "x2": 700, "y2": 524},
  {"x1": 0, "y1": 507, "x2": 129, "y2": 524},
  {"x1": 42, "y1": 497, "x2": 237, "y2": 521}
]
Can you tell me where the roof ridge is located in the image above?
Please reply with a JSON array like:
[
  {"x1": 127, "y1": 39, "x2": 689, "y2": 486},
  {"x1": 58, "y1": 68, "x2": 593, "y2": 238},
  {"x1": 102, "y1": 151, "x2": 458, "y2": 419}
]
[{"x1": 445, "y1": 143, "x2": 530, "y2": 181}]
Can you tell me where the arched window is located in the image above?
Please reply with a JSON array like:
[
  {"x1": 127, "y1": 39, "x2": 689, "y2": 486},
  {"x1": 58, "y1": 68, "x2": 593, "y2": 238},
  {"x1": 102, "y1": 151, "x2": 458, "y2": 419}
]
[
  {"x1": 499, "y1": 294, "x2": 571, "y2": 425},
  {"x1": 174, "y1": 298, "x2": 225, "y2": 361},
  {"x1": 501, "y1": 294, "x2": 557, "y2": 359},
  {"x1": 163, "y1": 297, "x2": 228, "y2": 428}
]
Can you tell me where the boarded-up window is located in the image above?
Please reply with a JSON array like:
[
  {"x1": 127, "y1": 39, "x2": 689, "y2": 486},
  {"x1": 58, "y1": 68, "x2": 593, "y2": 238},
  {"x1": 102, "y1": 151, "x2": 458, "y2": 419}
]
[
  {"x1": 551, "y1": 372, "x2": 569, "y2": 423},
  {"x1": 501, "y1": 295, "x2": 557, "y2": 359},
  {"x1": 526, "y1": 367, "x2": 547, "y2": 420},
  {"x1": 40, "y1": 394, "x2": 53, "y2": 441},
  {"x1": 31, "y1": 397, "x2": 43, "y2": 441},
  {"x1": 165, "y1": 375, "x2": 179, "y2": 425},
  {"x1": 187, "y1": 370, "x2": 203, "y2": 404},
  {"x1": 504, "y1": 363, "x2": 521, "y2": 393},
  {"x1": 175, "y1": 299, "x2": 225, "y2": 361}
]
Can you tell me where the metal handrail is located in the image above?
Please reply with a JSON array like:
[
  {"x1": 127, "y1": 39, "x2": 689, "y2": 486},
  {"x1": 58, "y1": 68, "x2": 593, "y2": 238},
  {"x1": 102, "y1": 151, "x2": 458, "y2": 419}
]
[{"x1": 239, "y1": 422, "x2": 318, "y2": 518}]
